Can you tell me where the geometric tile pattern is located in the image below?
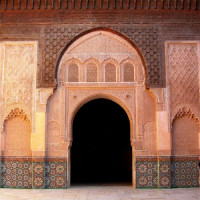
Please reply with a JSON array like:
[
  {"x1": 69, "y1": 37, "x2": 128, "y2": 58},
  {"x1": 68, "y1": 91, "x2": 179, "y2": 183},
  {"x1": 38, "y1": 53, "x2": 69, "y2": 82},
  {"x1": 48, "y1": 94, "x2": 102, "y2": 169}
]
[
  {"x1": 171, "y1": 160, "x2": 199, "y2": 188},
  {"x1": 45, "y1": 162, "x2": 67, "y2": 189},
  {"x1": 0, "y1": 158, "x2": 199, "y2": 189},
  {"x1": 159, "y1": 161, "x2": 171, "y2": 188},
  {"x1": 2, "y1": 161, "x2": 32, "y2": 188},
  {"x1": 0, "y1": 159, "x2": 68, "y2": 189},
  {"x1": 32, "y1": 162, "x2": 45, "y2": 189},
  {"x1": 136, "y1": 159, "x2": 158, "y2": 188}
]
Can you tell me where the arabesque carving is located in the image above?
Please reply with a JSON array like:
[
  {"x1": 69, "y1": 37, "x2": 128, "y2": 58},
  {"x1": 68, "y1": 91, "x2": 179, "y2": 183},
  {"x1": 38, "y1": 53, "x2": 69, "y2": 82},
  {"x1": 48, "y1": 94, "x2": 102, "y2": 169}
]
[
  {"x1": 172, "y1": 107, "x2": 199, "y2": 125},
  {"x1": 4, "y1": 108, "x2": 30, "y2": 124},
  {"x1": 41, "y1": 26, "x2": 161, "y2": 87},
  {"x1": 42, "y1": 26, "x2": 88, "y2": 85},
  {"x1": 1, "y1": 42, "x2": 37, "y2": 127},
  {"x1": 168, "y1": 43, "x2": 199, "y2": 111},
  {"x1": 112, "y1": 26, "x2": 161, "y2": 86}
]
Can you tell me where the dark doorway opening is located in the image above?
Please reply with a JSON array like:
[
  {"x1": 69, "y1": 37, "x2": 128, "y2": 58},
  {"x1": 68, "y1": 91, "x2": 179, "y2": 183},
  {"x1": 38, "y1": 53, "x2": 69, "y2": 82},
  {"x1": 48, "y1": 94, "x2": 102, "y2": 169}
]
[{"x1": 71, "y1": 98, "x2": 132, "y2": 184}]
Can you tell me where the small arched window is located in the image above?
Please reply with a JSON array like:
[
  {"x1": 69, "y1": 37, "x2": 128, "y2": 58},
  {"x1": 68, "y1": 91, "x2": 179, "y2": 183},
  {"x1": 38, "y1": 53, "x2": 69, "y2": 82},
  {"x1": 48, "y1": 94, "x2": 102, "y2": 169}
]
[
  {"x1": 86, "y1": 63, "x2": 97, "y2": 82},
  {"x1": 105, "y1": 63, "x2": 116, "y2": 82},
  {"x1": 123, "y1": 63, "x2": 134, "y2": 82},
  {"x1": 68, "y1": 63, "x2": 79, "y2": 82}
]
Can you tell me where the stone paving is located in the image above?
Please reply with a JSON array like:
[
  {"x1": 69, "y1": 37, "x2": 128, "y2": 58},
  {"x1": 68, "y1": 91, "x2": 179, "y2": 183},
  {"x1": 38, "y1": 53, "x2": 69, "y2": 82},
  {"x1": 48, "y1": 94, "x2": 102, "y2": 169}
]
[{"x1": 0, "y1": 185, "x2": 200, "y2": 200}]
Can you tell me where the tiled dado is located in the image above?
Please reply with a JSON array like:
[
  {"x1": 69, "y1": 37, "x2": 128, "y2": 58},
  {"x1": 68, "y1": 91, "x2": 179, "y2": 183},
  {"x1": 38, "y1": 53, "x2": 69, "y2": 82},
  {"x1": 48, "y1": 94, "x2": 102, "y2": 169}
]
[
  {"x1": 136, "y1": 157, "x2": 158, "y2": 188},
  {"x1": 0, "y1": 157, "x2": 67, "y2": 189},
  {"x1": 0, "y1": 157, "x2": 199, "y2": 189},
  {"x1": 136, "y1": 156, "x2": 200, "y2": 188},
  {"x1": 136, "y1": 157, "x2": 171, "y2": 188},
  {"x1": 171, "y1": 157, "x2": 199, "y2": 188},
  {"x1": 159, "y1": 157, "x2": 171, "y2": 188},
  {"x1": 45, "y1": 158, "x2": 67, "y2": 189},
  {"x1": 1, "y1": 157, "x2": 32, "y2": 188},
  {"x1": 32, "y1": 158, "x2": 46, "y2": 189}
]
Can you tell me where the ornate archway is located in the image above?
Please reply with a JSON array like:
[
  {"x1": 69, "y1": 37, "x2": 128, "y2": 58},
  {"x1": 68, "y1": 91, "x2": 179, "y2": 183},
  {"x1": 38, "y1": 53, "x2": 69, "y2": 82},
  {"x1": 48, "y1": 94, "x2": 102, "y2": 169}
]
[
  {"x1": 47, "y1": 30, "x2": 148, "y2": 188},
  {"x1": 71, "y1": 98, "x2": 132, "y2": 184}
]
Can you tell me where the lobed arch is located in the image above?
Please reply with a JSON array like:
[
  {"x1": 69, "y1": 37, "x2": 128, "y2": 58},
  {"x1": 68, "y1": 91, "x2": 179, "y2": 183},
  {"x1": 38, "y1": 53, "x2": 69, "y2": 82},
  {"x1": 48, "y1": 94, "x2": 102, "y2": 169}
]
[
  {"x1": 2, "y1": 108, "x2": 31, "y2": 157},
  {"x1": 172, "y1": 108, "x2": 199, "y2": 125},
  {"x1": 2, "y1": 104, "x2": 32, "y2": 131},
  {"x1": 171, "y1": 106, "x2": 200, "y2": 157},
  {"x1": 171, "y1": 103, "x2": 200, "y2": 126},
  {"x1": 4, "y1": 108, "x2": 30, "y2": 124}
]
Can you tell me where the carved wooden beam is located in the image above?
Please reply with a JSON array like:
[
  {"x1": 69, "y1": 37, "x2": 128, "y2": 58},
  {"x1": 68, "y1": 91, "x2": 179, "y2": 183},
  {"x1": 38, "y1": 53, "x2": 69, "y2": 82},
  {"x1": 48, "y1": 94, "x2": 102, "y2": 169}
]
[{"x1": 0, "y1": 0, "x2": 199, "y2": 10}]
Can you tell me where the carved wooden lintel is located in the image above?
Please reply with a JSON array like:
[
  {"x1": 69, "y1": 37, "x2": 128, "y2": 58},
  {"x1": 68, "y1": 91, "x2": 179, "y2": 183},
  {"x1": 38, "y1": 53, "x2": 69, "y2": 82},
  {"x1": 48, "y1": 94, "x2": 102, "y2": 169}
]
[{"x1": 0, "y1": 0, "x2": 199, "y2": 10}]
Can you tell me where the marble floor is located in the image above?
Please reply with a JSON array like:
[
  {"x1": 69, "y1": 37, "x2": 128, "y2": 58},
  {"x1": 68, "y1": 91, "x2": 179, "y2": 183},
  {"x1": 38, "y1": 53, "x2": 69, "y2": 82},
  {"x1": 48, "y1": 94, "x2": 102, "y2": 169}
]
[{"x1": 0, "y1": 185, "x2": 199, "y2": 200}]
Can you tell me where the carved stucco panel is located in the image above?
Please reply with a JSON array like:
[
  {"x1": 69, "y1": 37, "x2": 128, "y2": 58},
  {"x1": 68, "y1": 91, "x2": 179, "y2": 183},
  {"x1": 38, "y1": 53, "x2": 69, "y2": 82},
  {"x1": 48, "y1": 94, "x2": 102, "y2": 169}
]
[
  {"x1": 168, "y1": 42, "x2": 199, "y2": 111},
  {"x1": 167, "y1": 42, "x2": 200, "y2": 127},
  {"x1": 0, "y1": 41, "x2": 37, "y2": 132},
  {"x1": 41, "y1": 26, "x2": 161, "y2": 87},
  {"x1": 36, "y1": 88, "x2": 54, "y2": 112},
  {"x1": 39, "y1": 89, "x2": 54, "y2": 105},
  {"x1": 150, "y1": 88, "x2": 167, "y2": 111}
]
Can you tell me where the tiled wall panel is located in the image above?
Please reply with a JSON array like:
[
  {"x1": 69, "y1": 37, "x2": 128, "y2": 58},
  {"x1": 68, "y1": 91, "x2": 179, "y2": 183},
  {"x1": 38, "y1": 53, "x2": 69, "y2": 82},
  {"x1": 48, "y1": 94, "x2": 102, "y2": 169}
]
[
  {"x1": 2, "y1": 160, "x2": 32, "y2": 188},
  {"x1": 32, "y1": 161, "x2": 45, "y2": 189},
  {"x1": 171, "y1": 158, "x2": 199, "y2": 188},
  {"x1": 159, "y1": 158, "x2": 171, "y2": 188},
  {"x1": 136, "y1": 157, "x2": 158, "y2": 188},
  {"x1": 45, "y1": 159, "x2": 67, "y2": 189}
]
